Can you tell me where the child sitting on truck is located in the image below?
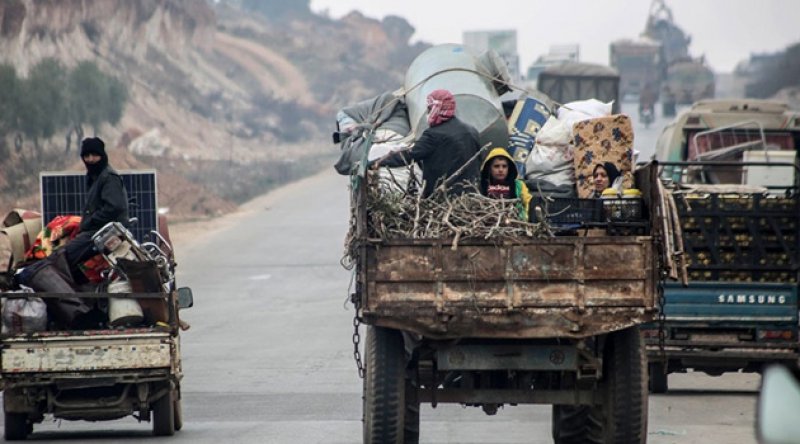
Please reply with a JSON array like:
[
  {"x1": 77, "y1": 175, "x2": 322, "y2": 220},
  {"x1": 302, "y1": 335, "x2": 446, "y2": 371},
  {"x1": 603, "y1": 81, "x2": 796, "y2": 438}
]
[{"x1": 479, "y1": 147, "x2": 532, "y2": 220}]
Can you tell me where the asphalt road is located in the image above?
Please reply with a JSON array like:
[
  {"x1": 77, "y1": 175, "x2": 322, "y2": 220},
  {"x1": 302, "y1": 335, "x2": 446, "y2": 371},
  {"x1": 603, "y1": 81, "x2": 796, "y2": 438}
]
[{"x1": 5, "y1": 104, "x2": 762, "y2": 443}]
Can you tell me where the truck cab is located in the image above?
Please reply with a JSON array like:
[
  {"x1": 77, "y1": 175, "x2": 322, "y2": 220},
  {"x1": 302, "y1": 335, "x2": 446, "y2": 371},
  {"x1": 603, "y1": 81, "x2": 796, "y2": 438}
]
[{"x1": 647, "y1": 99, "x2": 800, "y2": 392}]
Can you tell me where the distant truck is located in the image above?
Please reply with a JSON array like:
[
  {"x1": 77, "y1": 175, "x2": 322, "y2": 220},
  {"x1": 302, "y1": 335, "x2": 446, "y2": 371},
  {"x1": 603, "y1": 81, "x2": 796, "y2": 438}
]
[
  {"x1": 537, "y1": 62, "x2": 621, "y2": 114},
  {"x1": 660, "y1": 60, "x2": 715, "y2": 116},
  {"x1": 648, "y1": 99, "x2": 800, "y2": 393},
  {"x1": 0, "y1": 173, "x2": 193, "y2": 439},
  {"x1": 609, "y1": 38, "x2": 662, "y2": 102},
  {"x1": 351, "y1": 162, "x2": 672, "y2": 443}
]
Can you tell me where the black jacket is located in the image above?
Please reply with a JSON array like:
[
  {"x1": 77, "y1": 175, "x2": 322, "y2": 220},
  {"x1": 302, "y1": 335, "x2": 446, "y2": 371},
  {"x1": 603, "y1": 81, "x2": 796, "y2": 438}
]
[
  {"x1": 379, "y1": 117, "x2": 481, "y2": 197},
  {"x1": 79, "y1": 166, "x2": 129, "y2": 233}
]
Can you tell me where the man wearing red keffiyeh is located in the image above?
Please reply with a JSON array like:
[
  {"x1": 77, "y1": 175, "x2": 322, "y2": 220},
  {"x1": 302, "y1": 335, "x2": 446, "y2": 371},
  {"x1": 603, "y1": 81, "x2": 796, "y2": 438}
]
[
  {"x1": 375, "y1": 89, "x2": 481, "y2": 197},
  {"x1": 426, "y1": 89, "x2": 457, "y2": 127}
]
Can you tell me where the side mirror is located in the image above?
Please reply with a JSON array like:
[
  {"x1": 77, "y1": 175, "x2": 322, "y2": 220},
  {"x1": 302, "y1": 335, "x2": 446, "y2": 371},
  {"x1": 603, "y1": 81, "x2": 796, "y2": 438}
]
[
  {"x1": 758, "y1": 365, "x2": 800, "y2": 444},
  {"x1": 176, "y1": 287, "x2": 194, "y2": 309}
]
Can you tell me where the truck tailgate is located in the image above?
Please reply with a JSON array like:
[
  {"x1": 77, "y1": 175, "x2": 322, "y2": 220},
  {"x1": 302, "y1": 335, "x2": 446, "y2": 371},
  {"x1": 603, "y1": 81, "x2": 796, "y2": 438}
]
[
  {"x1": 362, "y1": 237, "x2": 657, "y2": 339},
  {"x1": 2, "y1": 332, "x2": 173, "y2": 373},
  {"x1": 661, "y1": 282, "x2": 797, "y2": 323}
]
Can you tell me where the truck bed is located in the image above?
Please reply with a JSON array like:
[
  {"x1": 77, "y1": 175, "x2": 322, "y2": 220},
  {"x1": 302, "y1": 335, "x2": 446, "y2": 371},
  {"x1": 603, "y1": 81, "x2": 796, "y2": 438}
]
[
  {"x1": 361, "y1": 236, "x2": 657, "y2": 339},
  {"x1": 2, "y1": 329, "x2": 175, "y2": 374}
]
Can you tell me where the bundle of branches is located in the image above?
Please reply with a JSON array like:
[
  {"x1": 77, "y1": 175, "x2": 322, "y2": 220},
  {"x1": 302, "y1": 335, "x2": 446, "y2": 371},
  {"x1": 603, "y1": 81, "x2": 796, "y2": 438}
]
[{"x1": 362, "y1": 169, "x2": 554, "y2": 248}]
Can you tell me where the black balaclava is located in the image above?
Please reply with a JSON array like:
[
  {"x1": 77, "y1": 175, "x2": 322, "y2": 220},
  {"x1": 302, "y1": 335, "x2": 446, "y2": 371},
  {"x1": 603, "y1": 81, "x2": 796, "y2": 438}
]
[{"x1": 80, "y1": 137, "x2": 108, "y2": 180}]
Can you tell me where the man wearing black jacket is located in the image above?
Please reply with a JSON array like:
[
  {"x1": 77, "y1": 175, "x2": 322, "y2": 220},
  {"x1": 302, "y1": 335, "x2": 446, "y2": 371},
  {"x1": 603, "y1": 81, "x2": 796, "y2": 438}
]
[
  {"x1": 64, "y1": 137, "x2": 129, "y2": 279},
  {"x1": 375, "y1": 89, "x2": 481, "y2": 197}
]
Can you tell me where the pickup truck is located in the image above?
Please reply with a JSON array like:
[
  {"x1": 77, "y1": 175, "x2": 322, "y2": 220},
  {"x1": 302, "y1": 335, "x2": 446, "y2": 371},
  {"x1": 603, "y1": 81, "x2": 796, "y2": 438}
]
[
  {"x1": 647, "y1": 99, "x2": 800, "y2": 392},
  {"x1": 349, "y1": 163, "x2": 671, "y2": 444},
  {"x1": 2, "y1": 300, "x2": 190, "y2": 439},
  {"x1": 1, "y1": 180, "x2": 194, "y2": 439}
]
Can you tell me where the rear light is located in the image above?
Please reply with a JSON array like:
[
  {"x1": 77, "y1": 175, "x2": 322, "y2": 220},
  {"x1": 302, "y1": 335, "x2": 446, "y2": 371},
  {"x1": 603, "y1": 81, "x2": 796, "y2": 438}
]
[{"x1": 758, "y1": 330, "x2": 795, "y2": 340}]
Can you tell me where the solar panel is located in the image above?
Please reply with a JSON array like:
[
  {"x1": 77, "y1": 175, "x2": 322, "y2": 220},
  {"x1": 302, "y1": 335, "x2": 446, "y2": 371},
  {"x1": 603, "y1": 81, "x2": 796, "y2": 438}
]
[{"x1": 40, "y1": 170, "x2": 158, "y2": 243}]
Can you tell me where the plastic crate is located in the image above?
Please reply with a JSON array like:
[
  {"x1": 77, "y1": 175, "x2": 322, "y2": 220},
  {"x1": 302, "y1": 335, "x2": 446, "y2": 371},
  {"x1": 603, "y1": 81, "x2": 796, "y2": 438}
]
[
  {"x1": 601, "y1": 198, "x2": 644, "y2": 222},
  {"x1": 529, "y1": 197, "x2": 601, "y2": 225},
  {"x1": 676, "y1": 193, "x2": 800, "y2": 278}
]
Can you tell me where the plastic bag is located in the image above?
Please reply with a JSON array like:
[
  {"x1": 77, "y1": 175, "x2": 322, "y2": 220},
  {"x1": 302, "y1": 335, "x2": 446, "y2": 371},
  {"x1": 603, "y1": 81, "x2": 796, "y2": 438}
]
[
  {"x1": 2, "y1": 293, "x2": 47, "y2": 334},
  {"x1": 525, "y1": 117, "x2": 575, "y2": 187},
  {"x1": 556, "y1": 99, "x2": 613, "y2": 130}
]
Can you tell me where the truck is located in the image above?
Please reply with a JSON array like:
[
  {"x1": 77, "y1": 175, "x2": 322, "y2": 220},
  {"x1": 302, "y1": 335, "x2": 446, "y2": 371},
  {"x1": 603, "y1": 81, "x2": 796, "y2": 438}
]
[
  {"x1": 660, "y1": 60, "x2": 715, "y2": 116},
  {"x1": 348, "y1": 161, "x2": 673, "y2": 443},
  {"x1": 610, "y1": 0, "x2": 715, "y2": 117},
  {"x1": 647, "y1": 99, "x2": 800, "y2": 392},
  {"x1": 609, "y1": 38, "x2": 662, "y2": 102},
  {"x1": 0, "y1": 172, "x2": 193, "y2": 439},
  {"x1": 537, "y1": 62, "x2": 621, "y2": 114}
]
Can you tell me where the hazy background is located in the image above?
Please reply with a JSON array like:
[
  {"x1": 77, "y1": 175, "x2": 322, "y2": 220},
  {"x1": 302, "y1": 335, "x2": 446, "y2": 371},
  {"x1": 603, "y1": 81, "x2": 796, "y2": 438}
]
[{"x1": 311, "y1": 0, "x2": 800, "y2": 73}]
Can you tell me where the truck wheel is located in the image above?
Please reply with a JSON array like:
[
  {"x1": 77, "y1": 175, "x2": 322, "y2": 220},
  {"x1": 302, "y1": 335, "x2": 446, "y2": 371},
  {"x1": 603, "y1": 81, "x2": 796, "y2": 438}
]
[
  {"x1": 4, "y1": 412, "x2": 29, "y2": 441},
  {"x1": 152, "y1": 390, "x2": 175, "y2": 436},
  {"x1": 551, "y1": 405, "x2": 603, "y2": 444},
  {"x1": 404, "y1": 378, "x2": 420, "y2": 444},
  {"x1": 649, "y1": 362, "x2": 669, "y2": 394},
  {"x1": 603, "y1": 327, "x2": 648, "y2": 444},
  {"x1": 363, "y1": 326, "x2": 406, "y2": 444},
  {"x1": 173, "y1": 393, "x2": 183, "y2": 431}
]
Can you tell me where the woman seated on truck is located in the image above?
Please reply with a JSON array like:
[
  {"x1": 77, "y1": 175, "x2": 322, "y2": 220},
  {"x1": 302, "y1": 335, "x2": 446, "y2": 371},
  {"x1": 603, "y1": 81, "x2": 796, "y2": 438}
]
[
  {"x1": 479, "y1": 147, "x2": 532, "y2": 220},
  {"x1": 590, "y1": 161, "x2": 623, "y2": 198}
]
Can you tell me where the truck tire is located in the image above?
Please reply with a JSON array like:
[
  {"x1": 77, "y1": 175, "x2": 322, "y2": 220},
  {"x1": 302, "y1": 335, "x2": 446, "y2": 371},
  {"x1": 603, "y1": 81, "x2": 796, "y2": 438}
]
[
  {"x1": 173, "y1": 393, "x2": 183, "y2": 431},
  {"x1": 603, "y1": 327, "x2": 648, "y2": 444},
  {"x1": 404, "y1": 378, "x2": 420, "y2": 444},
  {"x1": 552, "y1": 327, "x2": 647, "y2": 444},
  {"x1": 649, "y1": 362, "x2": 669, "y2": 394},
  {"x1": 551, "y1": 405, "x2": 603, "y2": 444},
  {"x1": 4, "y1": 412, "x2": 29, "y2": 441},
  {"x1": 152, "y1": 390, "x2": 175, "y2": 436},
  {"x1": 363, "y1": 326, "x2": 406, "y2": 444}
]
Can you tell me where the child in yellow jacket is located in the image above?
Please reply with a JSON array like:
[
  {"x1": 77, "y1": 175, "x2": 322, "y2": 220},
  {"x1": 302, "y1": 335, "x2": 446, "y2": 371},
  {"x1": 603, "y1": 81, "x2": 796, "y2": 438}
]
[{"x1": 479, "y1": 147, "x2": 532, "y2": 221}]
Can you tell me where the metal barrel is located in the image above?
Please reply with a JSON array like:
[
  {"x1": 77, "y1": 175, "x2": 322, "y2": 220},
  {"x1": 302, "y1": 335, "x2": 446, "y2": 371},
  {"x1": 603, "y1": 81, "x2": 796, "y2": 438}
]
[{"x1": 404, "y1": 44, "x2": 509, "y2": 149}]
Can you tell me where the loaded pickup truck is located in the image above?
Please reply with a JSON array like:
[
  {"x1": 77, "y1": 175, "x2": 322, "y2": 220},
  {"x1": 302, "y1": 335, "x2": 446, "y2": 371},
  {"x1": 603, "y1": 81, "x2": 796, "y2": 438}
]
[
  {"x1": 647, "y1": 99, "x2": 800, "y2": 392},
  {"x1": 0, "y1": 171, "x2": 194, "y2": 440},
  {"x1": 349, "y1": 163, "x2": 672, "y2": 444}
]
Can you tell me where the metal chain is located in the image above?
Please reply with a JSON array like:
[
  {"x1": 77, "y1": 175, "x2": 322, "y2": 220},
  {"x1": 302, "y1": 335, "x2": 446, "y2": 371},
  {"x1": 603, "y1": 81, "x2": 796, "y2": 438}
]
[
  {"x1": 351, "y1": 292, "x2": 365, "y2": 379},
  {"x1": 657, "y1": 277, "x2": 667, "y2": 360}
]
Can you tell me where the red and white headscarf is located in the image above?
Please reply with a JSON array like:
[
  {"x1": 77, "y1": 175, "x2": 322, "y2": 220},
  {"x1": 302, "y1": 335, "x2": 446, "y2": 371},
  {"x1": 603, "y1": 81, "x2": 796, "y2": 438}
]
[{"x1": 426, "y1": 89, "x2": 456, "y2": 127}]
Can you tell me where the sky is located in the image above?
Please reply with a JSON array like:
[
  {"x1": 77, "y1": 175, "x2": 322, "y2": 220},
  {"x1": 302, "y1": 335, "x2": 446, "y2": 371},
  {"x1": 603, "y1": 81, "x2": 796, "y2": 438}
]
[{"x1": 310, "y1": 0, "x2": 800, "y2": 74}]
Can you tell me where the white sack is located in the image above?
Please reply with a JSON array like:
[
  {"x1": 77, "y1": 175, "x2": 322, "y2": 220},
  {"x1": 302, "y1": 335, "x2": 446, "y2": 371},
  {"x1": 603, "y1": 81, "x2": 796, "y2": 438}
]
[
  {"x1": 2, "y1": 294, "x2": 47, "y2": 334},
  {"x1": 369, "y1": 130, "x2": 421, "y2": 194},
  {"x1": 557, "y1": 99, "x2": 613, "y2": 129},
  {"x1": 525, "y1": 117, "x2": 575, "y2": 187}
]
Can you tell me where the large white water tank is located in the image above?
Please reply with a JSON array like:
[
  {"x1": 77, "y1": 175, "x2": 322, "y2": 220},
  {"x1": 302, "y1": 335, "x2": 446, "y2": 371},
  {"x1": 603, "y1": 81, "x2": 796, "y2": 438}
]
[{"x1": 404, "y1": 44, "x2": 510, "y2": 150}]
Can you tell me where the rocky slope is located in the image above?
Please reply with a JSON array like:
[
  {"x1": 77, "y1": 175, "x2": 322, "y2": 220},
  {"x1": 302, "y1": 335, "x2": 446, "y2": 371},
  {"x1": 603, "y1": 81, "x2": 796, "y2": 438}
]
[{"x1": 0, "y1": 0, "x2": 428, "y2": 218}]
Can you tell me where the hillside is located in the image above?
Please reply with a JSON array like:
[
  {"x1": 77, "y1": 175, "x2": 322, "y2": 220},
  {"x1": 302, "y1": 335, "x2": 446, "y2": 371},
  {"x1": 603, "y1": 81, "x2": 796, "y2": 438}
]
[{"x1": 0, "y1": 0, "x2": 428, "y2": 219}]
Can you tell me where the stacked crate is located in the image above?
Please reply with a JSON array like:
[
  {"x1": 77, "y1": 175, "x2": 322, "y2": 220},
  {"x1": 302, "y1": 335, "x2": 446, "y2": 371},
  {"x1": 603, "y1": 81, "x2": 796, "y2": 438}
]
[{"x1": 675, "y1": 194, "x2": 799, "y2": 283}]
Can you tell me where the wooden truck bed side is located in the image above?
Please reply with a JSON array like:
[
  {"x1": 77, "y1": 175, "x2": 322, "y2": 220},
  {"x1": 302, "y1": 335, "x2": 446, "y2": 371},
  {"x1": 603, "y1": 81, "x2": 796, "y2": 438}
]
[{"x1": 360, "y1": 236, "x2": 657, "y2": 339}]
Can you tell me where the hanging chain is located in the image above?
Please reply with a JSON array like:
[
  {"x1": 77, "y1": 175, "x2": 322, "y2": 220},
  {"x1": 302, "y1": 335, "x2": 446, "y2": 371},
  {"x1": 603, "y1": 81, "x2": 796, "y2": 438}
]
[
  {"x1": 351, "y1": 291, "x2": 365, "y2": 379},
  {"x1": 657, "y1": 277, "x2": 667, "y2": 361}
]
